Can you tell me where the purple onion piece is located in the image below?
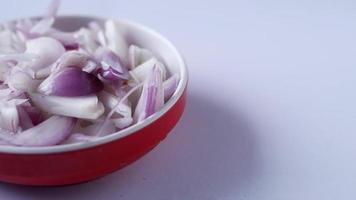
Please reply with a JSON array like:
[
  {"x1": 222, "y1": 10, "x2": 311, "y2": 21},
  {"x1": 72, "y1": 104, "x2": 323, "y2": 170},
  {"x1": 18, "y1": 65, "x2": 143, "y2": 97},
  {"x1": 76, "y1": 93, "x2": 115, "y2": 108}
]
[
  {"x1": 133, "y1": 65, "x2": 164, "y2": 122},
  {"x1": 113, "y1": 117, "x2": 133, "y2": 129},
  {"x1": 79, "y1": 119, "x2": 115, "y2": 136},
  {"x1": 29, "y1": 93, "x2": 105, "y2": 120},
  {"x1": 0, "y1": 53, "x2": 38, "y2": 62},
  {"x1": 38, "y1": 67, "x2": 103, "y2": 97},
  {"x1": 0, "y1": 116, "x2": 76, "y2": 147},
  {"x1": 17, "y1": 106, "x2": 34, "y2": 130},
  {"x1": 36, "y1": 50, "x2": 88, "y2": 79},
  {"x1": 25, "y1": 37, "x2": 66, "y2": 71},
  {"x1": 30, "y1": 18, "x2": 54, "y2": 35},
  {"x1": 0, "y1": 0, "x2": 180, "y2": 146},
  {"x1": 0, "y1": 139, "x2": 10, "y2": 145},
  {"x1": 97, "y1": 66, "x2": 128, "y2": 81},
  {"x1": 64, "y1": 43, "x2": 79, "y2": 50},
  {"x1": 129, "y1": 58, "x2": 166, "y2": 83},
  {"x1": 46, "y1": 29, "x2": 79, "y2": 50},
  {"x1": 22, "y1": 105, "x2": 44, "y2": 125},
  {"x1": 95, "y1": 47, "x2": 129, "y2": 81},
  {"x1": 104, "y1": 20, "x2": 129, "y2": 67},
  {"x1": 163, "y1": 74, "x2": 179, "y2": 101},
  {"x1": 0, "y1": 101, "x2": 19, "y2": 133},
  {"x1": 46, "y1": 0, "x2": 61, "y2": 18},
  {"x1": 128, "y1": 45, "x2": 153, "y2": 69}
]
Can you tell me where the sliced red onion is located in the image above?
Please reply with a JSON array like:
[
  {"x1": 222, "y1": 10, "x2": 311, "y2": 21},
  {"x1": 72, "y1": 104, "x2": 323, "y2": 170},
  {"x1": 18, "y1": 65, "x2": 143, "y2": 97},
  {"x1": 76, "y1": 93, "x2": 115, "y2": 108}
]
[
  {"x1": 129, "y1": 45, "x2": 153, "y2": 69},
  {"x1": 95, "y1": 47, "x2": 129, "y2": 81},
  {"x1": 63, "y1": 42, "x2": 79, "y2": 51},
  {"x1": 17, "y1": 106, "x2": 34, "y2": 130},
  {"x1": 0, "y1": 29, "x2": 24, "y2": 54},
  {"x1": 46, "y1": 0, "x2": 61, "y2": 18},
  {"x1": 96, "y1": 82, "x2": 143, "y2": 136},
  {"x1": 30, "y1": 17, "x2": 54, "y2": 35},
  {"x1": 163, "y1": 73, "x2": 179, "y2": 101},
  {"x1": 129, "y1": 58, "x2": 166, "y2": 83},
  {"x1": 0, "y1": 100, "x2": 19, "y2": 132},
  {"x1": 38, "y1": 67, "x2": 103, "y2": 96},
  {"x1": 0, "y1": 61, "x2": 11, "y2": 81},
  {"x1": 0, "y1": 139, "x2": 10, "y2": 145},
  {"x1": 87, "y1": 21, "x2": 107, "y2": 48},
  {"x1": 8, "y1": 98, "x2": 28, "y2": 106},
  {"x1": 0, "y1": 88, "x2": 11, "y2": 99},
  {"x1": 0, "y1": 116, "x2": 75, "y2": 147},
  {"x1": 98, "y1": 90, "x2": 131, "y2": 117},
  {"x1": 0, "y1": 53, "x2": 38, "y2": 62},
  {"x1": 104, "y1": 20, "x2": 128, "y2": 66},
  {"x1": 0, "y1": 88, "x2": 25, "y2": 101},
  {"x1": 13, "y1": 18, "x2": 37, "y2": 41},
  {"x1": 46, "y1": 29, "x2": 79, "y2": 50},
  {"x1": 79, "y1": 119, "x2": 115, "y2": 136},
  {"x1": 88, "y1": 21, "x2": 102, "y2": 33},
  {"x1": 113, "y1": 117, "x2": 133, "y2": 129},
  {"x1": 134, "y1": 65, "x2": 164, "y2": 122},
  {"x1": 6, "y1": 67, "x2": 41, "y2": 92},
  {"x1": 53, "y1": 51, "x2": 89, "y2": 72},
  {"x1": 22, "y1": 104, "x2": 43, "y2": 125},
  {"x1": 29, "y1": 93, "x2": 105, "y2": 119},
  {"x1": 74, "y1": 28, "x2": 99, "y2": 53},
  {"x1": 25, "y1": 37, "x2": 65, "y2": 70},
  {"x1": 0, "y1": 0, "x2": 180, "y2": 146},
  {"x1": 82, "y1": 59, "x2": 98, "y2": 73},
  {"x1": 36, "y1": 50, "x2": 89, "y2": 78}
]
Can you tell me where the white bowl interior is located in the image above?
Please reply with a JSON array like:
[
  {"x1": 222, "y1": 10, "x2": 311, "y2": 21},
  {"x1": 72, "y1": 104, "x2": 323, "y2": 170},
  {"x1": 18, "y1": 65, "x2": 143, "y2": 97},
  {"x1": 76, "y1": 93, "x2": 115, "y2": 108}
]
[{"x1": 0, "y1": 16, "x2": 188, "y2": 154}]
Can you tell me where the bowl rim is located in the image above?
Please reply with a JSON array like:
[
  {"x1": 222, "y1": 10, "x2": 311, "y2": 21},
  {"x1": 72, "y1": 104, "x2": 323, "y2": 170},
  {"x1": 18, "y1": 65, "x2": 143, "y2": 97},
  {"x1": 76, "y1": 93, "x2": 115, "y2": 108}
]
[{"x1": 0, "y1": 15, "x2": 188, "y2": 154}]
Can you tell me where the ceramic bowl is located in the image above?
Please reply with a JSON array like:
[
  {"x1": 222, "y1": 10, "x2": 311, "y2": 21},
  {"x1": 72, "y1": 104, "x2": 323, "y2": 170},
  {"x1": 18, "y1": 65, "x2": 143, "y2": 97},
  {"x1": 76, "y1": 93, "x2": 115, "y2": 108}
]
[{"x1": 0, "y1": 16, "x2": 188, "y2": 186}]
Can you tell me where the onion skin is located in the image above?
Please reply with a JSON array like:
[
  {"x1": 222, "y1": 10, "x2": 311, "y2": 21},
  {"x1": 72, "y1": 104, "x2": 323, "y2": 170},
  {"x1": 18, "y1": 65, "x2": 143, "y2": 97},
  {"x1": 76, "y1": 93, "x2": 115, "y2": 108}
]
[{"x1": 38, "y1": 67, "x2": 103, "y2": 97}]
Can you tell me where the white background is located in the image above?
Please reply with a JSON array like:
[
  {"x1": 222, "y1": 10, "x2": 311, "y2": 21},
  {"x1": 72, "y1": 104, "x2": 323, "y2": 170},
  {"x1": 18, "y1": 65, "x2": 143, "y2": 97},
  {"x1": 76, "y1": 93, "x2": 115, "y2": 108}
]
[{"x1": 0, "y1": 0, "x2": 356, "y2": 199}]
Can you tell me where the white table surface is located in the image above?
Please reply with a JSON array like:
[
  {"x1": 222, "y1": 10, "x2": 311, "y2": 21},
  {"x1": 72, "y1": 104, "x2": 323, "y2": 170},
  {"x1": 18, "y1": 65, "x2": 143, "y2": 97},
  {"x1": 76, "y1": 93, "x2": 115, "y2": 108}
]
[{"x1": 0, "y1": 0, "x2": 355, "y2": 199}]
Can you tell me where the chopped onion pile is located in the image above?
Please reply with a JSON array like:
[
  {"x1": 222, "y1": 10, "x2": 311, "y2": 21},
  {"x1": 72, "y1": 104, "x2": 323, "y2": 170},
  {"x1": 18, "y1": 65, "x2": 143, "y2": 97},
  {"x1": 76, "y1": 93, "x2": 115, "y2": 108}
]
[{"x1": 0, "y1": 0, "x2": 179, "y2": 147}]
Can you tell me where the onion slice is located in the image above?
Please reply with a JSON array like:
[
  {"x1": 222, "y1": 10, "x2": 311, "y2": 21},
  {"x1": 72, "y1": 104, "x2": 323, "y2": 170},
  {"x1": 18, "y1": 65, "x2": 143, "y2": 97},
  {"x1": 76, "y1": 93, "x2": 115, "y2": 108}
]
[
  {"x1": 129, "y1": 58, "x2": 166, "y2": 83},
  {"x1": 46, "y1": 0, "x2": 61, "y2": 18},
  {"x1": 25, "y1": 37, "x2": 65, "y2": 70},
  {"x1": 36, "y1": 50, "x2": 89, "y2": 78},
  {"x1": 6, "y1": 66, "x2": 41, "y2": 92},
  {"x1": 134, "y1": 65, "x2": 164, "y2": 122},
  {"x1": 38, "y1": 67, "x2": 103, "y2": 97},
  {"x1": 129, "y1": 45, "x2": 153, "y2": 69},
  {"x1": 29, "y1": 93, "x2": 105, "y2": 119},
  {"x1": 163, "y1": 74, "x2": 179, "y2": 101},
  {"x1": 95, "y1": 47, "x2": 129, "y2": 81},
  {"x1": 22, "y1": 104, "x2": 43, "y2": 125},
  {"x1": 30, "y1": 17, "x2": 54, "y2": 35},
  {"x1": 79, "y1": 119, "x2": 115, "y2": 136},
  {"x1": 104, "y1": 20, "x2": 128, "y2": 66},
  {"x1": 98, "y1": 90, "x2": 131, "y2": 117},
  {"x1": 0, "y1": 116, "x2": 75, "y2": 146},
  {"x1": 17, "y1": 106, "x2": 34, "y2": 130},
  {"x1": 113, "y1": 117, "x2": 133, "y2": 129},
  {"x1": 0, "y1": 100, "x2": 19, "y2": 132}
]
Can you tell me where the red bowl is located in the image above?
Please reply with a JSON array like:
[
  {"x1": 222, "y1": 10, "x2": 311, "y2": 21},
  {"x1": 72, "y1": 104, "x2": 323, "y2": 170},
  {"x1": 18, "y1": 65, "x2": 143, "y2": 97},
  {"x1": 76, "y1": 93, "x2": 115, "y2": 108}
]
[{"x1": 0, "y1": 16, "x2": 188, "y2": 186}]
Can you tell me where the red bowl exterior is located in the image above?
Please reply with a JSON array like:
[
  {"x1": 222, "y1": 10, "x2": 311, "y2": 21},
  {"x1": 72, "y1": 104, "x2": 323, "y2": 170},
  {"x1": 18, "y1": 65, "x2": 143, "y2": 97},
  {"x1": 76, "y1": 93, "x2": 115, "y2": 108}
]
[{"x1": 0, "y1": 88, "x2": 186, "y2": 186}]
